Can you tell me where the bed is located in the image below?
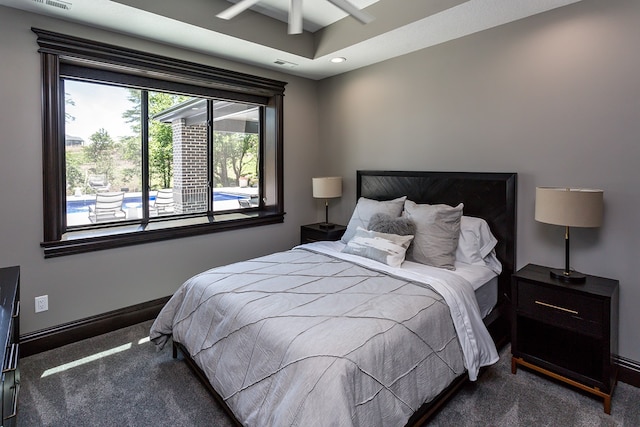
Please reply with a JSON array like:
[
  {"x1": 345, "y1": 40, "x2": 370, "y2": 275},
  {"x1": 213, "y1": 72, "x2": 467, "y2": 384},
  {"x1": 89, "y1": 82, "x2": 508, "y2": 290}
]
[{"x1": 150, "y1": 170, "x2": 517, "y2": 426}]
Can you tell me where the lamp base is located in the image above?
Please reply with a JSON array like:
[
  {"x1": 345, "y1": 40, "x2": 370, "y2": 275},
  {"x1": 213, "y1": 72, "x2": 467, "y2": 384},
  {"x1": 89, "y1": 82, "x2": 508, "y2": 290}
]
[
  {"x1": 318, "y1": 222, "x2": 335, "y2": 230},
  {"x1": 549, "y1": 268, "x2": 586, "y2": 284}
]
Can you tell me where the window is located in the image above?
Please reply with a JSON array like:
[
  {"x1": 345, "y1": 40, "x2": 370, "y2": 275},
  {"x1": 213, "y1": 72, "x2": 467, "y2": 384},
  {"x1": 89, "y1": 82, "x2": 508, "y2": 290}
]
[{"x1": 35, "y1": 29, "x2": 286, "y2": 258}]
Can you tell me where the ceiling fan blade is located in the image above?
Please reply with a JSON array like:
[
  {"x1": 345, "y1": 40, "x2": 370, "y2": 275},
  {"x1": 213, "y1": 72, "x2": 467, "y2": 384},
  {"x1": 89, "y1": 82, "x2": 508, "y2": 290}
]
[
  {"x1": 288, "y1": 0, "x2": 303, "y2": 34},
  {"x1": 216, "y1": 0, "x2": 262, "y2": 20},
  {"x1": 326, "y1": 0, "x2": 374, "y2": 24}
]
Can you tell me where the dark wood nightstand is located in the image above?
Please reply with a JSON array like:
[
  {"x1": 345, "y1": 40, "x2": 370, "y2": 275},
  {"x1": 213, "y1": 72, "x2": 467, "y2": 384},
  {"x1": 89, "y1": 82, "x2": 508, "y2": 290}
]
[
  {"x1": 511, "y1": 263, "x2": 619, "y2": 414},
  {"x1": 300, "y1": 223, "x2": 346, "y2": 244}
]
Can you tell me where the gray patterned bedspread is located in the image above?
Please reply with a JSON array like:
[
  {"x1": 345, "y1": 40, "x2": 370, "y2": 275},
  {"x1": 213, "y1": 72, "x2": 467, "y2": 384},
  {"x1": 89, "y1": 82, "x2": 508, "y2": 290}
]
[{"x1": 150, "y1": 248, "x2": 467, "y2": 427}]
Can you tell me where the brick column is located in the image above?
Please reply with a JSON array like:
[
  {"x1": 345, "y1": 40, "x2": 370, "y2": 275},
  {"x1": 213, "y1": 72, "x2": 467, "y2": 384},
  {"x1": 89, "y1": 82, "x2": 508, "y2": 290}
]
[{"x1": 172, "y1": 119, "x2": 208, "y2": 213}]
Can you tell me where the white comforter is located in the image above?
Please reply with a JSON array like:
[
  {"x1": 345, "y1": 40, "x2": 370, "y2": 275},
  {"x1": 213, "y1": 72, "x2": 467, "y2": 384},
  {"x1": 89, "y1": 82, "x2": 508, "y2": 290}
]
[
  {"x1": 150, "y1": 243, "x2": 498, "y2": 427},
  {"x1": 306, "y1": 241, "x2": 499, "y2": 381}
]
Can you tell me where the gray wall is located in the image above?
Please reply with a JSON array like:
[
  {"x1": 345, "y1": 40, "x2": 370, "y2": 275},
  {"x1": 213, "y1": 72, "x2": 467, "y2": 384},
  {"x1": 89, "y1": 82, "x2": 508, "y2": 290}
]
[
  {"x1": 0, "y1": 7, "x2": 322, "y2": 335},
  {"x1": 317, "y1": 0, "x2": 640, "y2": 361},
  {"x1": 2, "y1": 0, "x2": 639, "y2": 365}
]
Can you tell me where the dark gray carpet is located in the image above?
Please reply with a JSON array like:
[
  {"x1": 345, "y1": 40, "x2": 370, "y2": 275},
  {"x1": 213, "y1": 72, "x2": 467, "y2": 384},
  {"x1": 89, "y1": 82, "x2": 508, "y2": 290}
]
[
  {"x1": 18, "y1": 320, "x2": 234, "y2": 427},
  {"x1": 18, "y1": 320, "x2": 640, "y2": 426},
  {"x1": 429, "y1": 350, "x2": 640, "y2": 427}
]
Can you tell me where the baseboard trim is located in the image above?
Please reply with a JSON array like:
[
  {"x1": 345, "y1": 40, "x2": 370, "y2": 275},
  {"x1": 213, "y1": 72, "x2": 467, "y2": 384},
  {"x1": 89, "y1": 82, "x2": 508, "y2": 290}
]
[
  {"x1": 19, "y1": 296, "x2": 171, "y2": 357},
  {"x1": 17, "y1": 296, "x2": 640, "y2": 391},
  {"x1": 616, "y1": 355, "x2": 640, "y2": 388}
]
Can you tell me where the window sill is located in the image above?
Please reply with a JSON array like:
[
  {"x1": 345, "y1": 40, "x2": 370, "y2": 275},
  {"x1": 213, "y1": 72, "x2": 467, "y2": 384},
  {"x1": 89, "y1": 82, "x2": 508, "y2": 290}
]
[{"x1": 40, "y1": 210, "x2": 285, "y2": 258}]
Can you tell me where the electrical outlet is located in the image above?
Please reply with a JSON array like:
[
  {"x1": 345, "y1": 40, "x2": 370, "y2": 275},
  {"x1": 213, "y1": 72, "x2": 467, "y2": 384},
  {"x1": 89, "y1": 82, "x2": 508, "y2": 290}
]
[{"x1": 35, "y1": 295, "x2": 48, "y2": 313}]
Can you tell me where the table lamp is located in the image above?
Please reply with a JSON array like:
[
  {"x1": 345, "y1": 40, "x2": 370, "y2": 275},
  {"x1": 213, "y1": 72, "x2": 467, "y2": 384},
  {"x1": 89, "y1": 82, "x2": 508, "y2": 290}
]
[
  {"x1": 312, "y1": 177, "x2": 342, "y2": 229},
  {"x1": 535, "y1": 187, "x2": 603, "y2": 283}
]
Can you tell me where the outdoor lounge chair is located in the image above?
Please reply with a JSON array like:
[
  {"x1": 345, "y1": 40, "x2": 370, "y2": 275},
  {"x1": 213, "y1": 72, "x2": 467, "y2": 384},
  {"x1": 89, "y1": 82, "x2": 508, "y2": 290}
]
[
  {"x1": 87, "y1": 174, "x2": 110, "y2": 191},
  {"x1": 88, "y1": 192, "x2": 126, "y2": 223},
  {"x1": 150, "y1": 189, "x2": 175, "y2": 216},
  {"x1": 238, "y1": 199, "x2": 252, "y2": 208}
]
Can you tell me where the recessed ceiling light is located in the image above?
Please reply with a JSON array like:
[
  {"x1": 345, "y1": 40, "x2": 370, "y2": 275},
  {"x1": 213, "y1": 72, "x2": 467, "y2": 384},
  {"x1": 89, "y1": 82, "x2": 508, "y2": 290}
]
[{"x1": 330, "y1": 57, "x2": 347, "y2": 64}]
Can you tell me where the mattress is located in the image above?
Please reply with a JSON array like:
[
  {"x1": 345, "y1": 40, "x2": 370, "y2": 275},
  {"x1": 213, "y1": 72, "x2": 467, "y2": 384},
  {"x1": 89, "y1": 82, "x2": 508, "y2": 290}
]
[
  {"x1": 472, "y1": 276, "x2": 498, "y2": 318},
  {"x1": 427, "y1": 260, "x2": 498, "y2": 319}
]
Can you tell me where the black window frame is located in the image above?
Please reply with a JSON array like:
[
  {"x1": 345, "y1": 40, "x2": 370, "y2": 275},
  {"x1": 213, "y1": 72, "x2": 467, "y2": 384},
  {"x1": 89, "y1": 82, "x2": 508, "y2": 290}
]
[{"x1": 34, "y1": 28, "x2": 286, "y2": 258}]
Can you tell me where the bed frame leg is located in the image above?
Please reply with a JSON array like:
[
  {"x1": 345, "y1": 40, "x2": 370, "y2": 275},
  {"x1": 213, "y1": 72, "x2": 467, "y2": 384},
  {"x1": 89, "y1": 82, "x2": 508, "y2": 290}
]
[{"x1": 172, "y1": 341, "x2": 178, "y2": 359}]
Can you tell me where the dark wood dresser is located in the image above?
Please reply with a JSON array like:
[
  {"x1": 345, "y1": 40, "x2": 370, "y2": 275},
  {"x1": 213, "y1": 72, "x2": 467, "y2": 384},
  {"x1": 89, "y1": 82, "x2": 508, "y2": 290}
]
[
  {"x1": 511, "y1": 263, "x2": 618, "y2": 414},
  {"x1": 0, "y1": 266, "x2": 20, "y2": 427}
]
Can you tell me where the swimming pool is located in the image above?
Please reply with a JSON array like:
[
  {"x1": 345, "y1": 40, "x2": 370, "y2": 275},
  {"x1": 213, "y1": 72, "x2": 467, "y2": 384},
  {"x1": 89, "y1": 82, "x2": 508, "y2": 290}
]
[{"x1": 66, "y1": 192, "x2": 248, "y2": 214}]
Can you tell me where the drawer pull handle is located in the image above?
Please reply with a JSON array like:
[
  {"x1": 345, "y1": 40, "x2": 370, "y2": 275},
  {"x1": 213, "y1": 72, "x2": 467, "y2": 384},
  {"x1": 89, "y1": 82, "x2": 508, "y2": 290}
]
[
  {"x1": 2, "y1": 343, "x2": 18, "y2": 373},
  {"x1": 12, "y1": 300, "x2": 20, "y2": 318},
  {"x1": 535, "y1": 300, "x2": 578, "y2": 315},
  {"x1": 5, "y1": 382, "x2": 20, "y2": 420}
]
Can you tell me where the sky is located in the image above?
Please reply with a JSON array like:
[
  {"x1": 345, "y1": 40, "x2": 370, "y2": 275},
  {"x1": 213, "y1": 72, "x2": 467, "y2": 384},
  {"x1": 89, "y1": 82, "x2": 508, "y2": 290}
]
[{"x1": 64, "y1": 80, "x2": 136, "y2": 144}]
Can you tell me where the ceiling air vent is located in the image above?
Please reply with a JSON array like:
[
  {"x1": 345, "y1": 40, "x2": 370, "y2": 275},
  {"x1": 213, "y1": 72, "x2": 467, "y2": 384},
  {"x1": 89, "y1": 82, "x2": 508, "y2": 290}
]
[
  {"x1": 32, "y1": 0, "x2": 72, "y2": 10},
  {"x1": 274, "y1": 59, "x2": 298, "y2": 68}
]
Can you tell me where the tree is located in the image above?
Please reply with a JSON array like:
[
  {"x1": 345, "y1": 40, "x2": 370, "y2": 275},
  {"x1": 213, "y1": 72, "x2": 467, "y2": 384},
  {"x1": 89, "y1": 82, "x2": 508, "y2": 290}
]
[
  {"x1": 212, "y1": 132, "x2": 259, "y2": 187},
  {"x1": 83, "y1": 128, "x2": 116, "y2": 184},
  {"x1": 64, "y1": 92, "x2": 76, "y2": 124},
  {"x1": 117, "y1": 134, "x2": 139, "y2": 190},
  {"x1": 122, "y1": 90, "x2": 189, "y2": 189},
  {"x1": 64, "y1": 92, "x2": 81, "y2": 194},
  {"x1": 212, "y1": 132, "x2": 257, "y2": 187},
  {"x1": 65, "y1": 151, "x2": 85, "y2": 193},
  {"x1": 236, "y1": 133, "x2": 259, "y2": 183},
  {"x1": 149, "y1": 115, "x2": 174, "y2": 189}
]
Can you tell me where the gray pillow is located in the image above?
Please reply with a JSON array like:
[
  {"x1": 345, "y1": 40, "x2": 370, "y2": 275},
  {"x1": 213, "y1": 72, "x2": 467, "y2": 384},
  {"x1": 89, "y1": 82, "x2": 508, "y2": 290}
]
[
  {"x1": 368, "y1": 213, "x2": 416, "y2": 236},
  {"x1": 342, "y1": 227, "x2": 414, "y2": 268},
  {"x1": 403, "y1": 200, "x2": 463, "y2": 270},
  {"x1": 341, "y1": 196, "x2": 407, "y2": 243}
]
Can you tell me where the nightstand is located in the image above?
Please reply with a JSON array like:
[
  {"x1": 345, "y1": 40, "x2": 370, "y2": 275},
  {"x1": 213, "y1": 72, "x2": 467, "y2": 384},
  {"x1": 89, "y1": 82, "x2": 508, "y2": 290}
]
[
  {"x1": 300, "y1": 223, "x2": 346, "y2": 244},
  {"x1": 511, "y1": 263, "x2": 619, "y2": 414}
]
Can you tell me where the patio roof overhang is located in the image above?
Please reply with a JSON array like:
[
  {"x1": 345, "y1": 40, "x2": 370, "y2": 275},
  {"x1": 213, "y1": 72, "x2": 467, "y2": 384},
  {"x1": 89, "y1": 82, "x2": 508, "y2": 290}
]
[{"x1": 153, "y1": 98, "x2": 259, "y2": 133}]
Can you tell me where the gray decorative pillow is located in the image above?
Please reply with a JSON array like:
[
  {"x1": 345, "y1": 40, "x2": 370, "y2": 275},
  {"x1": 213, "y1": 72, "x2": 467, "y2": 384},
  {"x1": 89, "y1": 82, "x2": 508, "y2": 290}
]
[
  {"x1": 342, "y1": 227, "x2": 414, "y2": 268},
  {"x1": 341, "y1": 196, "x2": 407, "y2": 243},
  {"x1": 403, "y1": 200, "x2": 463, "y2": 270},
  {"x1": 368, "y1": 213, "x2": 416, "y2": 236}
]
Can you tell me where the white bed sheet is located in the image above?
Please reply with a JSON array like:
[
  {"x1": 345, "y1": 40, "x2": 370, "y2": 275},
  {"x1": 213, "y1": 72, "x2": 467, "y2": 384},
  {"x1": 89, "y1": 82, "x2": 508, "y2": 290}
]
[
  {"x1": 404, "y1": 259, "x2": 499, "y2": 318},
  {"x1": 297, "y1": 241, "x2": 499, "y2": 381}
]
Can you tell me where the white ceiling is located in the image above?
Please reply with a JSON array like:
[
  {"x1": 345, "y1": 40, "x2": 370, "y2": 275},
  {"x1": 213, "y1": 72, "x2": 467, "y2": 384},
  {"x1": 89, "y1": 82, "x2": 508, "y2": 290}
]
[{"x1": 0, "y1": 0, "x2": 584, "y2": 80}]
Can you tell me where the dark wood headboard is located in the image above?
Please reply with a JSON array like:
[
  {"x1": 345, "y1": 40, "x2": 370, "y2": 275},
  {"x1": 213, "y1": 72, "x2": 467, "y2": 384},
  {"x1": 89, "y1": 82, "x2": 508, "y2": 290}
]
[{"x1": 357, "y1": 171, "x2": 517, "y2": 319}]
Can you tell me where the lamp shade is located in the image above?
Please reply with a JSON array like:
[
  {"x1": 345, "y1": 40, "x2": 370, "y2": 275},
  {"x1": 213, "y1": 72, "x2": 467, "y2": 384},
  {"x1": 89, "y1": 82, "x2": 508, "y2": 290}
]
[
  {"x1": 312, "y1": 177, "x2": 342, "y2": 199},
  {"x1": 535, "y1": 187, "x2": 603, "y2": 228}
]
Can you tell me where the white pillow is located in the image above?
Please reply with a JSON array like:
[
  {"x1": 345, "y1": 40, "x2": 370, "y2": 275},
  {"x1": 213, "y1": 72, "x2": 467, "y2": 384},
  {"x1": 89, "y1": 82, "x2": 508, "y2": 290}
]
[
  {"x1": 341, "y1": 196, "x2": 407, "y2": 243},
  {"x1": 455, "y1": 216, "x2": 502, "y2": 274},
  {"x1": 456, "y1": 216, "x2": 498, "y2": 264},
  {"x1": 342, "y1": 227, "x2": 414, "y2": 268},
  {"x1": 403, "y1": 201, "x2": 463, "y2": 270}
]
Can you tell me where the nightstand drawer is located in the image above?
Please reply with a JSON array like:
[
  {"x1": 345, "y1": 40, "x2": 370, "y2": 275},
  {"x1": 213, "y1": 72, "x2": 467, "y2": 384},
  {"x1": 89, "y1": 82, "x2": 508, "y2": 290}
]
[
  {"x1": 300, "y1": 223, "x2": 346, "y2": 244},
  {"x1": 517, "y1": 281, "x2": 603, "y2": 337}
]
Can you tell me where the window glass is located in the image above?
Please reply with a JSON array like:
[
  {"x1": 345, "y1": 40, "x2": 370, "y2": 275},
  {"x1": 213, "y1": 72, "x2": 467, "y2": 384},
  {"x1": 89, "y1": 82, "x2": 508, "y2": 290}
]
[
  {"x1": 64, "y1": 80, "x2": 141, "y2": 226},
  {"x1": 146, "y1": 92, "x2": 201, "y2": 217},
  {"x1": 64, "y1": 83, "x2": 264, "y2": 227},
  {"x1": 211, "y1": 101, "x2": 260, "y2": 211}
]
